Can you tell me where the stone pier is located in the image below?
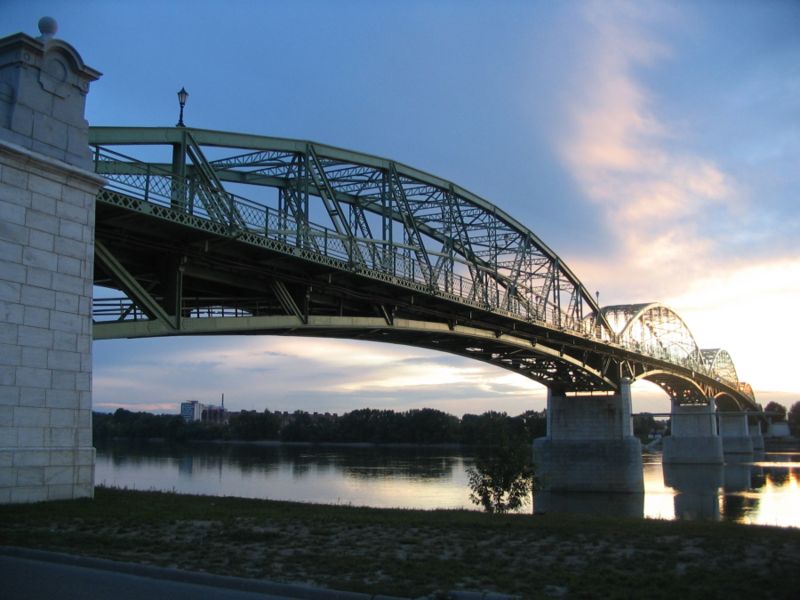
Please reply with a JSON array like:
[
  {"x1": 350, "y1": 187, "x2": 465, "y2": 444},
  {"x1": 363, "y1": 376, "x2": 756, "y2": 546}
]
[
  {"x1": 749, "y1": 418, "x2": 764, "y2": 453},
  {"x1": 663, "y1": 399, "x2": 724, "y2": 464},
  {"x1": 533, "y1": 380, "x2": 643, "y2": 493},
  {"x1": 0, "y1": 21, "x2": 102, "y2": 503},
  {"x1": 719, "y1": 412, "x2": 753, "y2": 458}
]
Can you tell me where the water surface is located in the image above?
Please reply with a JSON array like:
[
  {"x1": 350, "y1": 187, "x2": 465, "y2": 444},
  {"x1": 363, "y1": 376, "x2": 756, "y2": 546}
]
[{"x1": 95, "y1": 442, "x2": 800, "y2": 527}]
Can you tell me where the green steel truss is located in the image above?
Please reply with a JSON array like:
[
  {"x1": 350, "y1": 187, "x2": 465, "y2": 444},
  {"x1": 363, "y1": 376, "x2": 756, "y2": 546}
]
[{"x1": 89, "y1": 126, "x2": 757, "y2": 409}]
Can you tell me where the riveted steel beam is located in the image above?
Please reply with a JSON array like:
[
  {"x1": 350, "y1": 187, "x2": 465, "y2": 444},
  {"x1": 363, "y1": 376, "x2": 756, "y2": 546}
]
[{"x1": 94, "y1": 241, "x2": 178, "y2": 330}]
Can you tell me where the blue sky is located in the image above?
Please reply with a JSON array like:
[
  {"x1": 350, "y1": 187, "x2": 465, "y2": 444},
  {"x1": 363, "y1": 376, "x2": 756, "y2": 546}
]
[{"x1": 5, "y1": 1, "x2": 799, "y2": 415}]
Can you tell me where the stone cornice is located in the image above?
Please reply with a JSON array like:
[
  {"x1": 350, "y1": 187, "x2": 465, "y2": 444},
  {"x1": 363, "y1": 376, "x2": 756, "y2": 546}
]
[{"x1": 0, "y1": 138, "x2": 105, "y2": 188}]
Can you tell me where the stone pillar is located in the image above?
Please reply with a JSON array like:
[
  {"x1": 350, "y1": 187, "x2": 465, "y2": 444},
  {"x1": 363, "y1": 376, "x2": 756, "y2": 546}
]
[
  {"x1": 719, "y1": 412, "x2": 754, "y2": 458},
  {"x1": 533, "y1": 380, "x2": 643, "y2": 493},
  {"x1": 662, "y1": 398, "x2": 723, "y2": 464},
  {"x1": 0, "y1": 20, "x2": 102, "y2": 503},
  {"x1": 749, "y1": 419, "x2": 764, "y2": 453}
]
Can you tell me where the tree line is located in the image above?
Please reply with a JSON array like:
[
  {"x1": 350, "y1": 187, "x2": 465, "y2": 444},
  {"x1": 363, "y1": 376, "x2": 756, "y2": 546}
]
[
  {"x1": 92, "y1": 406, "x2": 675, "y2": 445},
  {"x1": 92, "y1": 401, "x2": 800, "y2": 446},
  {"x1": 93, "y1": 407, "x2": 551, "y2": 445}
]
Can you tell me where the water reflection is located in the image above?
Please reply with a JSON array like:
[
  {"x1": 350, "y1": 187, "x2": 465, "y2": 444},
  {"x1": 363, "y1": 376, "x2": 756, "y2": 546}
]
[
  {"x1": 96, "y1": 441, "x2": 472, "y2": 509},
  {"x1": 95, "y1": 442, "x2": 800, "y2": 527},
  {"x1": 106, "y1": 442, "x2": 462, "y2": 480},
  {"x1": 662, "y1": 463, "x2": 723, "y2": 521}
]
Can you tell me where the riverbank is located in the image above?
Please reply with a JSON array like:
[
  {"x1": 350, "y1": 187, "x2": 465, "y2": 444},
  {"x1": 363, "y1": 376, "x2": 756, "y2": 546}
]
[{"x1": 1, "y1": 487, "x2": 798, "y2": 599}]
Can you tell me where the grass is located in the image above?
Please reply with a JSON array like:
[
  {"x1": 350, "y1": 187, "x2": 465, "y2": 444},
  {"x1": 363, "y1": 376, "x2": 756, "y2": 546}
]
[{"x1": 0, "y1": 486, "x2": 799, "y2": 598}]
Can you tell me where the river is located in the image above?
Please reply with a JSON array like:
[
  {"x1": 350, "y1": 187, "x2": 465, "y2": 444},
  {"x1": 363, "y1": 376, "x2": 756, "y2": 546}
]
[{"x1": 95, "y1": 441, "x2": 800, "y2": 527}]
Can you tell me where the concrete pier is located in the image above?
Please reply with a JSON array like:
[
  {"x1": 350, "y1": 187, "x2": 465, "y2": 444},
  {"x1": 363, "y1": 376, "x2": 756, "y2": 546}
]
[
  {"x1": 0, "y1": 22, "x2": 102, "y2": 502},
  {"x1": 719, "y1": 413, "x2": 753, "y2": 458},
  {"x1": 533, "y1": 381, "x2": 643, "y2": 493},
  {"x1": 749, "y1": 420, "x2": 765, "y2": 453},
  {"x1": 662, "y1": 399, "x2": 723, "y2": 464}
]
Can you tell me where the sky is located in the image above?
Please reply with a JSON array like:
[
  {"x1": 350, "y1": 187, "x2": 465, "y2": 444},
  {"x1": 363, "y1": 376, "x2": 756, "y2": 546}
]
[{"x1": 5, "y1": 0, "x2": 799, "y2": 416}]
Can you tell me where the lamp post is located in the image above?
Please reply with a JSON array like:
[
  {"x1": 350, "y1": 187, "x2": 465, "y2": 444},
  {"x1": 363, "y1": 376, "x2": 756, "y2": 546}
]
[{"x1": 176, "y1": 87, "x2": 188, "y2": 127}]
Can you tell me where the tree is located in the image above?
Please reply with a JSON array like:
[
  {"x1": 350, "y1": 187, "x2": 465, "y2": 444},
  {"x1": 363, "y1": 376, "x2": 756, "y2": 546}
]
[
  {"x1": 517, "y1": 410, "x2": 547, "y2": 441},
  {"x1": 230, "y1": 410, "x2": 281, "y2": 440},
  {"x1": 788, "y1": 402, "x2": 800, "y2": 437},
  {"x1": 466, "y1": 420, "x2": 532, "y2": 514},
  {"x1": 765, "y1": 401, "x2": 787, "y2": 422},
  {"x1": 467, "y1": 441, "x2": 532, "y2": 514}
]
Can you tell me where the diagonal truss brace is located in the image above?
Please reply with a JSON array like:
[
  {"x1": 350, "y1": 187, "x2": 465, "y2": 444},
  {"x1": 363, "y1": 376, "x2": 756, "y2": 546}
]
[
  {"x1": 94, "y1": 241, "x2": 178, "y2": 330},
  {"x1": 388, "y1": 164, "x2": 433, "y2": 287},
  {"x1": 306, "y1": 145, "x2": 365, "y2": 266},
  {"x1": 184, "y1": 132, "x2": 245, "y2": 229},
  {"x1": 269, "y1": 280, "x2": 306, "y2": 324}
]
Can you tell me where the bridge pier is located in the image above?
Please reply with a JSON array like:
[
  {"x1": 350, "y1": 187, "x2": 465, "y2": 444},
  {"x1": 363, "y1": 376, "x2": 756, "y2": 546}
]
[
  {"x1": 663, "y1": 399, "x2": 724, "y2": 465},
  {"x1": 0, "y1": 24, "x2": 102, "y2": 502},
  {"x1": 749, "y1": 418, "x2": 764, "y2": 453},
  {"x1": 719, "y1": 413, "x2": 753, "y2": 458},
  {"x1": 533, "y1": 380, "x2": 643, "y2": 493}
]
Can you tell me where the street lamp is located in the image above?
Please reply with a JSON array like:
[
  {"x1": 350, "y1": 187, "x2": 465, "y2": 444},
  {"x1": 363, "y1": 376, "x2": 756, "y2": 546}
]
[{"x1": 176, "y1": 87, "x2": 188, "y2": 127}]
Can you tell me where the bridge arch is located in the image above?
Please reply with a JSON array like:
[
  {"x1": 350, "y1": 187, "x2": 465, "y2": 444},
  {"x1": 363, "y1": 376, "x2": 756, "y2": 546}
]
[
  {"x1": 93, "y1": 313, "x2": 618, "y2": 393},
  {"x1": 702, "y1": 348, "x2": 739, "y2": 388},
  {"x1": 601, "y1": 303, "x2": 704, "y2": 372}
]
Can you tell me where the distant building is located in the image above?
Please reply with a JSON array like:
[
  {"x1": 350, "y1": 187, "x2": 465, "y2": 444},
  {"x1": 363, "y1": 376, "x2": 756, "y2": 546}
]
[
  {"x1": 203, "y1": 404, "x2": 228, "y2": 424},
  {"x1": 180, "y1": 399, "x2": 229, "y2": 424},
  {"x1": 767, "y1": 421, "x2": 791, "y2": 438},
  {"x1": 180, "y1": 400, "x2": 203, "y2": 423}
]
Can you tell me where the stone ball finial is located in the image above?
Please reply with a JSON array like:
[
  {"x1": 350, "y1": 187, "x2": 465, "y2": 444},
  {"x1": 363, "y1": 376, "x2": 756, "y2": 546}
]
[{"x1": 38, "y1": 16, "x2": 58, "y2": 40}]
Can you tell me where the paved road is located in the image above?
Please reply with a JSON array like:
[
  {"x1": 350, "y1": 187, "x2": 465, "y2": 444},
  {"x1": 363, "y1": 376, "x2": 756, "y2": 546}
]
[{"x1": 0, "y1": 547, "x2": 404, "y2": 600}]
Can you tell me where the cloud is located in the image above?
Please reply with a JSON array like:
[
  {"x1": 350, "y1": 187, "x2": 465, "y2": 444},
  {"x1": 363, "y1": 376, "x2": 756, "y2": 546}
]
[
  {"x1": 94, "y1": 402, "x2": 177, "y2": 412},
  {"x1": 664, "y1": 257, "x2": 800, "y2": 395},
  {"x1": 556, "y1": 1, "x2": 740, "y2": 301},
  {"x1": 93, "y1": 334, "x2": 549, "y2": 416},
  {"x1": 550, "y1": 1, "x2": 799, "y2": 401}
]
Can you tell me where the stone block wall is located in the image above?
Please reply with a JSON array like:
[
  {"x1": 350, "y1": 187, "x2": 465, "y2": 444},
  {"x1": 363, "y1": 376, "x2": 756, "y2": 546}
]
[
  {"x1": 663, "y1": 398, "x2": 724, "y2": 464},
  {"x1": 0, "y1": 23, "x2": 102, "y2": 503},
  {"x1": 545, "y1": 386, "x2": 633, "y2": 441},
  {"x1": 0, "y1": 143, "x2": 101, "y2": 502}
]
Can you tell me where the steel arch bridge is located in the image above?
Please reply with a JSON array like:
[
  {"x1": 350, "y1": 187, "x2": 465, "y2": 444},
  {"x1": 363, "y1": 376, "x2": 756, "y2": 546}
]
[{"x1": 88, "y1": 126, "x2": 757, "y2": 411}]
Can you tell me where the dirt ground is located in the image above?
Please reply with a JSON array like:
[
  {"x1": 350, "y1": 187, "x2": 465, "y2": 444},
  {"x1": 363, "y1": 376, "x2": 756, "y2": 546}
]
[{"x1": 1, "y1": 488, "x2": 799, "y2": 599}]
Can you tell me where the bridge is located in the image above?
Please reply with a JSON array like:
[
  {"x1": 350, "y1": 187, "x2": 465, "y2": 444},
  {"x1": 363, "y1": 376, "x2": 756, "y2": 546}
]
[
  {"x1": 89, "y1": 129, "x2": 763, "y2": 491},
  {"x1": 0, "y1": 22, "x2": 763, "y2": 503},
  {"x1": 88, "y1": 127, "x2": 755, "y2": 407}
]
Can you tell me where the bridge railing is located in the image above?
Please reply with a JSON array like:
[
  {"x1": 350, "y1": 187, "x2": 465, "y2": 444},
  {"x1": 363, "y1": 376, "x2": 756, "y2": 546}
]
[{"x1": 93, "y1": 296, "x2": 286, "y2": 321}]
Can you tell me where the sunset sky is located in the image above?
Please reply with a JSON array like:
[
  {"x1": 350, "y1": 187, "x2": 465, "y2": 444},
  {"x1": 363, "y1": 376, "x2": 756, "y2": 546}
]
[{"x1": 6, "y1": 1, "x2": 799, "y2": 416}]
